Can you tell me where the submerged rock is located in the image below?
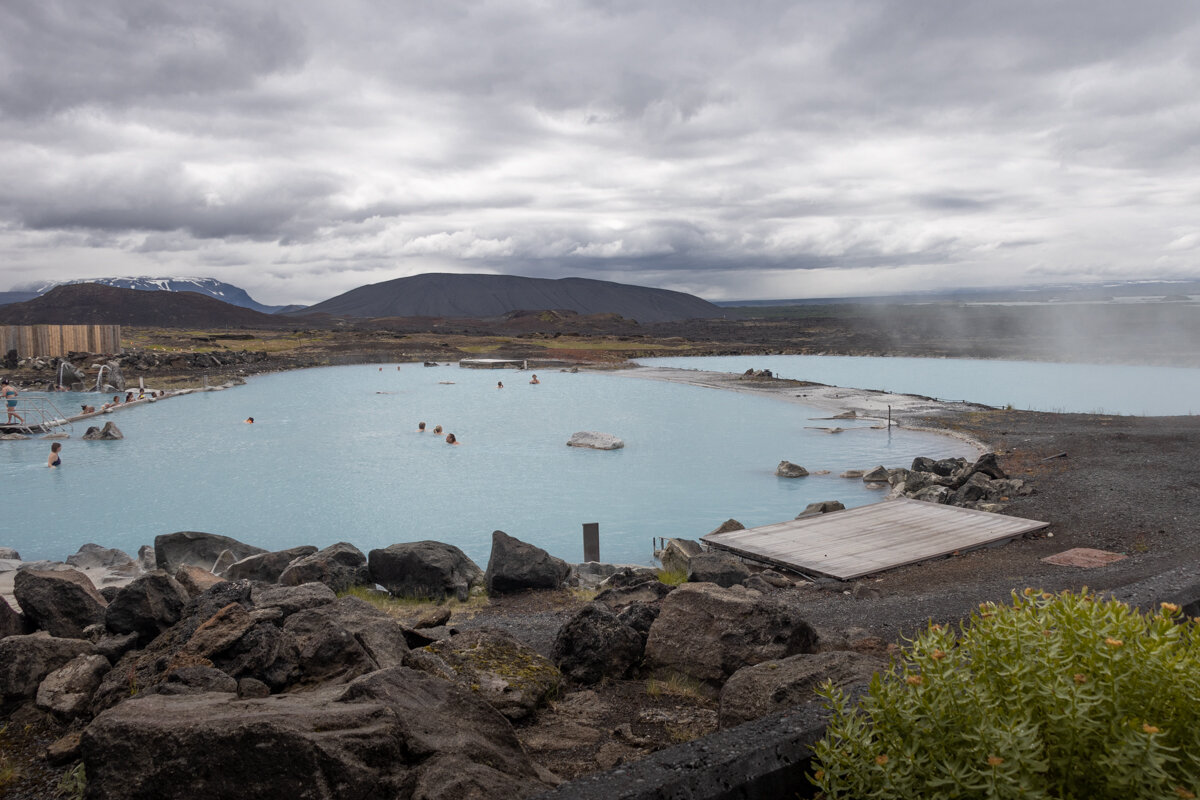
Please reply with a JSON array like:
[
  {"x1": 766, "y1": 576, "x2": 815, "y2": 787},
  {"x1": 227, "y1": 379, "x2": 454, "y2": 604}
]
[{"x1": 775, "y1": 461, "x2": 809, "y2": 478}]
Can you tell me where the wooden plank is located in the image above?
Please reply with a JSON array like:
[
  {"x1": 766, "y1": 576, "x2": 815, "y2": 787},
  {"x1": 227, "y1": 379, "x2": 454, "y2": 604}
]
[{"x1": 703, "y1": 498, "x2": 1048, "y2": 580}]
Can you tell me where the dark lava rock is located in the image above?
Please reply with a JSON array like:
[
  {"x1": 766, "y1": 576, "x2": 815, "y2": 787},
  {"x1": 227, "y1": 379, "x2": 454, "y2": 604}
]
[
  {"x1": 278, "y1": 542, "x2": 370, "y2": 593},
  {"x1": 13, "y1": 568, "x2": 107, "y2": 639},
  {"x1": 104, "y1": 571, "x2": 190, "y2": 642},
  {"x1": 368, "y1": 541, "x2": 483, "y2": 602},
  {"x1": 154, "y1": 532, "x2": 267, "y2": 574},
  {"x1": 553, "y1": 603, "x2": 645, "y2": 685},
  {"x1": 484, "y1": 530, "x2": 570, "y2": 595},
  {"x1": 223, "y1": 545, "x2": 317, "y2": 583}
]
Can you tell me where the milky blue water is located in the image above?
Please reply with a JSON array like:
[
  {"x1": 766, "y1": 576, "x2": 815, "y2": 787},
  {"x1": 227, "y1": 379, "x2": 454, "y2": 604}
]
[
  {"x1": 640, "y1": 356, "x2": 1200, "y2": 417},
  {"x1": 0, "y1": 364, "x2": 974, "y2": 566}
]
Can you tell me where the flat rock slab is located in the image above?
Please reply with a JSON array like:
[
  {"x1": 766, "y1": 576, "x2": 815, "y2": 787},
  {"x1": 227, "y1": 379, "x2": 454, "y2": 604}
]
[{"x1": 1041, "y1": 548, "x2": 1128, "y2": 568}]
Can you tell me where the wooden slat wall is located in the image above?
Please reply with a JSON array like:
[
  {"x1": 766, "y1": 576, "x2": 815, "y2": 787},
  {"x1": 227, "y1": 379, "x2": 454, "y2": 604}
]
[{"x1": 1, "y1": 325, "x2": 122, "y2": 357}]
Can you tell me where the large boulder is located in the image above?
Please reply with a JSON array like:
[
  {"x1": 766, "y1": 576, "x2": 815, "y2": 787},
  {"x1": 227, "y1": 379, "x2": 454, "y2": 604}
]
[
  {"x1": 223, "y1": 545, "x2": 317, "y2": 583},
  {"x1": 368, "y1": 541, "x2": 483, "y2": 602},
  {"x1": 718, "y1": 651, "x2": 885, "y2": 728},
  {"x1": 154, "y1": 532, "x2": 267, "y2": 574},
  {"x1": 686, "y1": 552, "x2": 751, "y2": 588},
  {"x1": 0, "y1": 633, "x2": 93, "y2": 704},
  {"x1": 104, "y1": 571, "x2": 190, "y2": 641},
  {"x1": 425, "y1": 629, "x2": 563, "y2": 721},
  {"x1": 0, "y1": 546, "x2": 21, "y2": 560},
  {"x1": 252, "y1": 583, "x2": 336, "y2": 617},
  {"x1": 35, "y1": 653, "x2": 112, "y2": 721},
  {"x1": 552, "y1": 603, "x2": 644, "y2": 685},
  {"x1": 13, "y1": 568, "x2": 107, "y2": 638},
  {"x1": 66, "y1": 544, "x2": 135, "y2": 570},
  {"x1": 80, "y1": 667, "x2": 550, "y2": 800},
  {"x1": 281, "y1": 596, "x2": 409, "y2": 687},
  {"x1": 278, "y1": 542, "x2": 369, "y2": 593},
  {"x1": 644, "y1": 583, "x2": 819, "y2": 687},
  {"x1": 775, "y1": 461, "x2": 809, "y2": 478},
  {"x1": 82, "y1": 421, "x2": 124, "y2": 440},
  {"x1": 970, "y1": 452, "x2": 1008, "y2": 480},
  {"x1": 484, "y1": 530, "x2": 570, "y2": 595},
  {"x1": 657, "y1": 538, "x2": 704, "y2": 574},
  {"x1": 594, "y1": 571, "x2": 674, "y2": 609},
  {"x1": 0, "y1": 595, "x2": 28, "y2": 639},
  {"x1": 566, "y1": 431, "x2": 624, "y2": 450}
]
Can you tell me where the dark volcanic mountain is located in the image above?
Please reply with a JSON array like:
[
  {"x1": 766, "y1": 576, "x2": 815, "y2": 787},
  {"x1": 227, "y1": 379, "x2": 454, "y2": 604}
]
[
  {"x1": 0, "y1": 284, "x2": 292, "y2": 328},
  {"x1": 296, "y1": 273, "x2": 723, "y2": 323}
]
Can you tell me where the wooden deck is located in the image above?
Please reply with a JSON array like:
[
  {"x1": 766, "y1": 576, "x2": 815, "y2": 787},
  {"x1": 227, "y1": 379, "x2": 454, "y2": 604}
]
[{"x1": 702, "y1": 498, "x2": 1049, "y2": 580}]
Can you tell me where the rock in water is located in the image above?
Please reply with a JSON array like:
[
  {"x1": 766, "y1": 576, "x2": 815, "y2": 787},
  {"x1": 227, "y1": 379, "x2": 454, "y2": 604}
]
[
  {"x1": 368, "y1": 541, "x2": 483, "y2": 602},
  {"x1": 775, "y1": 461, "x2": 809, "y2": 478},
  {"x1": 484, "y1": 531, "x2": 570, "y2": 595},
  {"x1": 81, "y1": 421, "x2": 123, "y2": 440},
  {"x1": 13, "y1": 568, "x2": 107, "y2": 639},
  {"x1": 566, "y1": 431, "x2": 625, "y2": 450},
  {"x1": 81, "y1": 667, "x2": 549, "y2": 800}
]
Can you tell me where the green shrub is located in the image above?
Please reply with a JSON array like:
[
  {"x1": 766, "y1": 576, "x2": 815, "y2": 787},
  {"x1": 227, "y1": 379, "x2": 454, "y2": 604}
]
[{"x1": 811, "y1": 589, "x2": 1200, "y2": 799}]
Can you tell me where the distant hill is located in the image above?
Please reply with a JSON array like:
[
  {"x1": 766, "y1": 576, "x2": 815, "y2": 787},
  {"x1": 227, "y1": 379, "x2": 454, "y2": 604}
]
[
  {"x1": 0, "y1": 284, "x2": 295, "y2": 328},
  {"x1": 10, "y1": 276, "x2": 287, "y2": 314},
  {"x1": 296, "y1": 273, "x2": 723, "y2": 323}
]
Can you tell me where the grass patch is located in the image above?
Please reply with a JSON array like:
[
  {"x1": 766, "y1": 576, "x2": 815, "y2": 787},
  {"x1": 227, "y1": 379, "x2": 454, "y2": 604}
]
[
  {"x1": 568, "y1": 587, "x2": 599, "y2": 603},
  {"x1": 656, "y1": 568, "x2": 688, "y2": 586},
  {"x1": 56, "y1": 763, "x2": 85, "y2": 800},
  {"x1": 337, "y1": 585, "x2": 487, "y2": 616},
  {"x1": 646, "y1": 672, "x2": 709, "y2": 702},
  {"x1": 458, "y1": 344, "x2": 504, "y2": 353}
]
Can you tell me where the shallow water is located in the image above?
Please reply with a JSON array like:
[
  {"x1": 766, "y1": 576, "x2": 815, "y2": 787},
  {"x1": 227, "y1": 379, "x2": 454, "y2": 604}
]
[
  {"x1": 639, "y1": 355, "x2": 1200, "y2": 416},
  {"x1": 0, "y1": 364, "x2": 974, "y2": 566}
]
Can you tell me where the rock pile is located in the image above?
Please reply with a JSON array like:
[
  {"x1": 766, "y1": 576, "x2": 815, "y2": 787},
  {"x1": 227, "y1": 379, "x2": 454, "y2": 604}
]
[{"x1": 877, "y1": 452, "x2": 1035, "y2": 510}]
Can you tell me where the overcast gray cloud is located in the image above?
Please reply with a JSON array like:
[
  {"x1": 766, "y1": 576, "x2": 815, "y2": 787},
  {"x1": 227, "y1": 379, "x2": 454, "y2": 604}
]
[{"x1": 1, "y1": 0, "x2": 1199, "y2": 304}]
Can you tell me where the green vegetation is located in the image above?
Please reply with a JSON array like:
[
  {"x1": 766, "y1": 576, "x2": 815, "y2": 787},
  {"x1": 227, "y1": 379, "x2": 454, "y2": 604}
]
[
  {"x1": 56, "y1": 763, "x2": 86, "y2": 800},
  {"x1": 812, "y1": 589, "x2": 1200, "y2": 799},
  {"x1": 0, "y1": 724, "x2": 15, "y2": 791},
  {"x1": 656, "y1": 568, "x2": 689, "y2": 586}
]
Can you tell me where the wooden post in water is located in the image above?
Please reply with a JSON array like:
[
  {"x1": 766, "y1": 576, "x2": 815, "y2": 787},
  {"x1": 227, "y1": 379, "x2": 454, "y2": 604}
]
[
  {"x1": 887, "y1": 404, "x2": 892, "y2": 430},
  {"x1": 582, "y1": 522, "x2": 600, "y2": 563}
]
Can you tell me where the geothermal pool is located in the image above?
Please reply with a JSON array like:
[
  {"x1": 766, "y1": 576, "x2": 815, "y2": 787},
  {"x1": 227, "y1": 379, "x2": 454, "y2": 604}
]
[
  {"x1": 639, "y1": 355, "x2": 1200, "y2": 417},
  {"x1": 0, "y1": 363, "x2": 975, "y2": 566}
]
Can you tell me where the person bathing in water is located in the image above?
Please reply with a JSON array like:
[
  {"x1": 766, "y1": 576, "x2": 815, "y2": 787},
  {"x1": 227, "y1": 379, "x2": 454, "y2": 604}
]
[
  {"x1": 529, "y1": 374, "x2": 539, "y2": 384},
  {"x1": 47, "y1": 442, "x2": 62, "y2": 468},
  {"x1": 445, "y1": 433, "x2": 459, "y2": 445},
  {"x1": 418, "y1": 422, "x2": 426, "y2": 432}
]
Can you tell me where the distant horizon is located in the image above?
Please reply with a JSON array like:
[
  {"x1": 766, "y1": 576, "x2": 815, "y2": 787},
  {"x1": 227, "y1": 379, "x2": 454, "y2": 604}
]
[{"x1": 5, "y1": 272, "x2": 1199, "y2": 309}]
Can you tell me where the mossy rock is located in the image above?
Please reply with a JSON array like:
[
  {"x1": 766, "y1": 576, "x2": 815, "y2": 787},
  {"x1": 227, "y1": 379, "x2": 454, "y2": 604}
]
[{"x1": 426, "y1": 629, "x2": 562, "y2": 721}]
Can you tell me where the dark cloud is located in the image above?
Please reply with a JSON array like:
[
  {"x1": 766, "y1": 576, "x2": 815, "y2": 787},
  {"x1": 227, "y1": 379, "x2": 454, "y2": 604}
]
[{"x1": 0, "y1": 0, "x2": 1199, "y2": 303}]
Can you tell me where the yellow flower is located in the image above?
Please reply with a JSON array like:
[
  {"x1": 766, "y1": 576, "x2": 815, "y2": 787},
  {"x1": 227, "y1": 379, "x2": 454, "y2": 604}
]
[
  {"x1": 1174, "y1": 788, "x2": 1195, "y2": 799},
  {"x1": 1144, "y1": 724, "x2": 1161, "y2": 735},
  {"x1": 906, "y1": 675, "x2": 923, "y2": 686},
  {"x1": 1041, "y1": 592, "x2": 1053, "y2": 600},
  {"x1": 814, "y1": 769, "x2": 825, "y2": 782},
  {"x1": 987, "y1": 756, "x2": 1005, "y2": 767},
  {"x1": 876, "y1": 755, "x2": 889, "y2": 766},
  {"x1": 1073, "y1": 673, "x2": 1087, "y2": 684},
  {"x1": 930, "y1": 623, "x2": 943, "y2": 631},
  {"x1": 931, "y1": 650, "x2": 946, "y2": 661},
  {"x1": 1105, "y1": 638, "x2": 1124, "y2": 648},
  {"x1": 1161, "y1": 602, "x2": 1181, "y2": 614},
  {"x1": 1023, "y1": 587, "x2": 1035, "y2": 596}
]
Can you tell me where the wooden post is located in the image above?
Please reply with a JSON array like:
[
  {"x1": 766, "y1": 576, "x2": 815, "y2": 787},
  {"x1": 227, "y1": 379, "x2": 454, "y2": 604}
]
[
  {"x1": 582, "y1": 523, "x2": 600, "y2": 563},
  {"x1": 887, "y1": 404, "x2": 892, "y2": 430}
]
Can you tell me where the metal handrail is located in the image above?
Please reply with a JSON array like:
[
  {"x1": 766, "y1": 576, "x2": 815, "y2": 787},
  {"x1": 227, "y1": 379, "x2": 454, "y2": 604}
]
[{"x1": 2, "y1": 397, "x2": 74, "y2": 434}]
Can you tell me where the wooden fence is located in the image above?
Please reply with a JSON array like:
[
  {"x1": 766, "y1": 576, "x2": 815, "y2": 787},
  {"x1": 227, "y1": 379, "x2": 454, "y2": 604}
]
[{"x1": 1, "y1": 325, "x2": 122, "y2": 358}]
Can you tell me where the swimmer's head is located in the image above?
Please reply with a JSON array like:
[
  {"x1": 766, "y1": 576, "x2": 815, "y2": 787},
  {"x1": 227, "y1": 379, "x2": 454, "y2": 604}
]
[
  {"x1": 418, "y1": 422, "x2": 426, "y2": 431},
  {"x1": 445, "y1": 433, "x2": 457, "y2": 444}
]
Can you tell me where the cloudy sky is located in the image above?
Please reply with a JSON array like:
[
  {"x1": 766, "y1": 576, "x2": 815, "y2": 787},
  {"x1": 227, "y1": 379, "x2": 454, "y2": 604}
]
[{"x1": 2, "y1": 1, "x2": 1199, "y2": 305}]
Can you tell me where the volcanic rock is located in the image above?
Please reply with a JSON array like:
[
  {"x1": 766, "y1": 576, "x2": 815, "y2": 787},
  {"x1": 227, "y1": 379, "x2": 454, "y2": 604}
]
[{"x1": 484, "y1": 530, "x2": 570, "y2": 595}]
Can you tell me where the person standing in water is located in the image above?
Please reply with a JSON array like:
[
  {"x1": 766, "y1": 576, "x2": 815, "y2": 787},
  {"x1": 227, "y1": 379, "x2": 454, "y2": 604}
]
[
  {"x1": 47, "y1": 442, "x2": 62, "y2": 468},
  {"x1": 418, "y1": 422, "x2": 426, "y2": 432},
  {"x1": 529, "y1": 374, "x2": 539, "y2": 384},
  {"x1": 445, "y1": 433, "x2": 459, "y2": 445},
  {"x1": 2, "y1": 379, "x2": 22, "y2": 425},
  {"x1": 497, "y1": 381, "x2": 504, "y2": 389}
]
